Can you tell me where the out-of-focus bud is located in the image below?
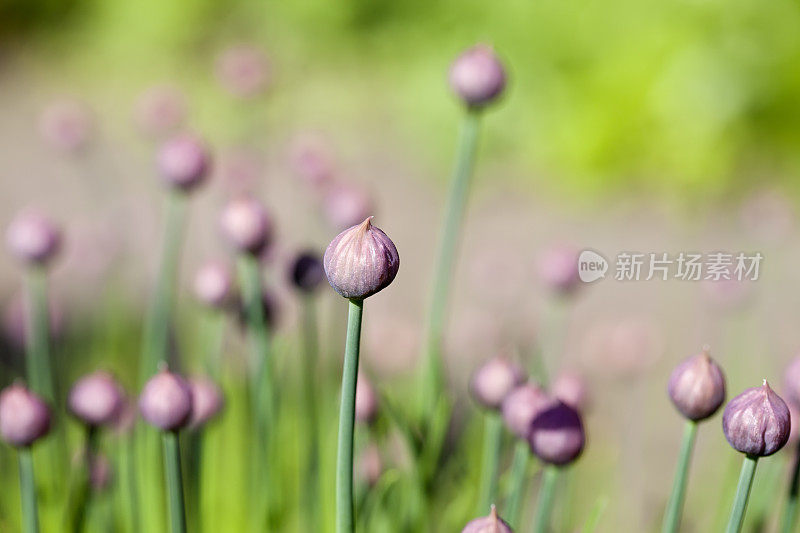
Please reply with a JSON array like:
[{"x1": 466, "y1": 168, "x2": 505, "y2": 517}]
[
  {"x1": 288, "y1": 251, "x2": 325, "y2": 293},
  {"x1": 134, "y1": 85, "x2": 186, "y2": 138},
  {"x1": 461, "y1": 505, "x2": 513, "y2": 533},
  {"x1": 449, "y1": 45, "x2": 507, "y2": 109},
  {"x1": 68, "y1": 371, "x2": 125, "y2": 427},
  {"x1": 668, "y1": 348, "x2": 726, "y2": 421},
  {"x1": 723, "y1": 380, "x2": 791, "y2": 457},
  {"x1": 39, "y1": 99, "x2": 92, "y2": 153},
  {"x1": 6, "y1": 210, "x2": 62, "y2": 266},
  {"x1": 528, "y1": 401, "x2": 585, "y2": 465},
  {"x1": 188, "y1": 377, "x2": 224, "y2": 429},
  {"x1": 538, "y1": 245, "x2": 580, "y2": 295},
  {"x1": 323, "y1": 217, "x2": 399, "y2": 300},
  {"x1": 355, "y1": 373, "x2": 379, "y2": 425},
  {"x1": 322, "y1": 183, "x2": 374, "y2": 231},
  {"x1": 551, "y1": 371, "x2": 589, "y2": 412},
  {"x1": 0, "y1": 383, "x2": 51, "y2": 447},
  {"x1": 139, "y1": 368, "x2": 193, "y2": 432},
  {"x1": 357, "y1": 442, "x2": 383, "y2": 487},
  {"x1": 288, "y1": 133, "x2": 335, "y2": 188},
  {"x1": 501, "y1": 382, "x2": 552, "y2": 439},
  {"x1": 220, "y1": 196, "x2": 273, "y2": 255},
  {"x1": 470, "y1": 356, "x2": 525, "y2": 410},
  {"x1": 215, "y1": 46, "x2": 270, "y2": 98},
  {"x1": 193, "y1": 260, "x2": 234, "y2": 309},
  {"x1": 157, "y1": 134, "x2": 210, "y2": 191}
]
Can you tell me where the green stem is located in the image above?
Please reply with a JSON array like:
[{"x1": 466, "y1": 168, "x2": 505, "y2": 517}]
[
  {"x1": 662, "y1": 420, "x2": 698, "y2": 533},
  {"x1": 420, "y1": 110, "x2": 482, "y2": 413},
  {"x1": 140, "y1": 192, "x2": 185, "y2": 385},
  {"x1": 477, "y1": 412, "x2": 503, "y2": 513},
  {"x1": 726, "y1": 455, "x2": 759, "y2": 533},
  {"x1": 119, "y1": 435, "x2": 141, "y2": 533},
  {"x1": 532, "y1": 465, "x2": 560, "y2": 533},
  {"x1": 24, "y1": 268, "x2": 55, "y2": 403},
  {"x1": 301, "y1": 296, "x2": 320, "y2": 531},
  {"x1": 336, "y1": 299, "x2": 364, "y2": 533},
  {"x1": 163, "y1": 432, "x2": 187, "y2": 533},
  {"x1": 506, "y1": 440, "x2": 530, "y2": 527},
  {"x1": 782, "y1": 439, "x2": 800, "y2": 533},
  {"x1": 67, "y1": 425, "x2": 98, "y2": 533},
  {"x1": 18, "y1": 448, "x2": 39, "y2": 533}
]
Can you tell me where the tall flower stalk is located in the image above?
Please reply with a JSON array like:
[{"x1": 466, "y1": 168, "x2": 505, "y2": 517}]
[
  {"x1": 782, "y1": 439, "x2": 800, "y2": 533},
  {"x1": 163, "y1": 431, "x2": 187, "y2": 533},
  {"x1": 532, "y1": 465, "x2": 559, "y2": 533},
  {"x1": 504, "y1": 440, "x2": 530, "y2": 527},
  {"x1": 23, "y1": 269, "x2": 56, "y2": 403}
]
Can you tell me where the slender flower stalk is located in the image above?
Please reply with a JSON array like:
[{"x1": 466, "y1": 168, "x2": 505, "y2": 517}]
[
  {"x1": 477, "y1": 413, "x2": 503, "y2": 513},
  {"x1": 66, "y1": 426, "x2": 99, "y2": 533},
  {"x1": 19, "y1": 449, "x2": 39, "y2": 533},
  {"x1": 781, "y1": 439, "x2": 800, "y2": 533},
  {"x1": 163, "y1": 431, "x2": 187, "y2": 533},
  {"x1": 23, "y1": 268, "x2": 56, "y2": 403},
  {"x1": 505, "y1": 439, "x2": 529, "y2": 527},
  {"x1": 726, "y1": 455, "x2": 759, "y2": 533},
  {"x1": 533, "y1": 465, "x2": 560, "y2": 533},
  {"x1": 662, "y1": 421, "x2": 698, "y2": 533}
]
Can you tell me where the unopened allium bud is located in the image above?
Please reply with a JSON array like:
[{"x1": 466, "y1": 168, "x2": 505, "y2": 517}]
[
  {"x1": 551, "y1": 371, "x2": 589, "y2": 411},
  {"x1": 784, "y1": 356, "x2": 800, "y2": 408},
  {"x1": 322, "y1": 183, "x2": 374, "y2": 231},
  {"x1": 470, "y1": 356, "x2": 525, "y2": 410},
  {"x1": 501, "y1": 382, "x2": 552, "y2": 439},
  {"x1": 538, "y1": 245, "x2": 580, "y2": 295},
  {"x1": 39, "y1": 99, "x2": 92, "y2": 153},
  {"x1": 193, "y1": 260, "x2": 233, "y2": 309},
  {"x1": 449, "y1": 45, "x2": 507, "y2": 109},
  {"x1": 668, "y1": 349, "x2": 726, "y2": 421},
  {"x1": 220, "y1": 196, "x2": 273, "y2": 254},
  {"x1": 139, "y1": 368, "x2": 193, "y2": 432},
  {"x1": 188, "y1": 377, "x2": 224, "y2": 429},
  {"x1": 134, "y1": 85, "x2": 187, "y2": 138},
  {"x1": 461, "y1": 505, "x2": 513, "y2": 533},
  {"x1": 215, "y1": 46, "x2": 270, "y2": 98},
  {"x1": 528, "y1": 401, "x2": 585, "y2": 465},
  {"x1": 324, "y1": 217, "x2": 399, "y2": 300},
  {"x1": 157, "y1": 134, "x2": 210, "y2": 191},
  {"x1": 0, "y1": 384, "x2": 51, "y2": 447},
  {"x1": 68, "y1": 371, "x2": 124, "y2": 427},
  {"x1": 722, "y1": 380, "x2": 791, "y2": 457},
  {"x1": 6, "y1": 210, "x2": 61, "y2": 266},
  {"x1": 288, "y1": 251, "x2": 325, "y2": 293},
  {"x1": 355, "y1": 374, "x2": 379, "y2": 424}
]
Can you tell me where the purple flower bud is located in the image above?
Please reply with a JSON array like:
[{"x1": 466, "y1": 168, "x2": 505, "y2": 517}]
[
  {"x1": 139, "y1": 369, "x2": 193, "y2": 432},
  {"x1": 551, "y1": 371, "x2": 590, "y2": 411},
  {"x1": 323, "y1": 217, "x2": 399, "y2": 300},
  {"x1": 215, "y1": 46, "x2": 270, "y2": 98},
  {"x1": 193, "y1": 260, "x2": 234, "y2": 309},
  {"x1": 461, "y1": 505, "x2": 513, "y2": 533},
  {"x1": 537, "y1": 245, "x2": 580, "y2": 295},
  {"x1": 220, "y1": 196, "x2": 273, "y2": 255},
  {"x1": 355, "y1": 373, "x2": 379, "y2": 425},
  {"x1": 357, "y1": 442, "x2": 383, "y2": 487},
  {"x1": 528, "y1": 401, "x2": 585, "y2": 466},
  {"x1": 668, "y1": 349, "x2": 726, "y2": 421},
  {"x1": 288, "y1": 251, "x2": 325, "y2": 293},
  {"x1": 188, "y1": 377, "x2": 224, "y2": 429},
  {"x1": 322, "y1": 183, "x2": 374, "y2": 231},
  {"x1": 0, "y1": 384, "x2": 51, "y2": 447},
  {"x1": 157, "y1": 134, "x2": 210, "y2": 191},
  {"x1": 501, "y1": 382, "x2": 553, "y2": 439},
  {"x1": 68, "y1": 371, "x2": 125, "y2": 427},
  {"x1": 134, "y1": 85, "x2": 187, "y2": 138},
  {"x1": 470, "y1": 356, "x2": 525, "y2": 410},
  {"x1": 449, "y1": 45, "x2": 507, "y2": 109},
  {"x1": 6, "y1": 210, "x2": 61, "y2": 266},
  {"x1": 39, "y1": 99, "x2": 92, "y2": 153},
  {"x1": 723, "y1": 380, "x2": 791, "y2": 457},
  {"x1": 784, "y1": 356, "x2": 800, "y2": 408}
]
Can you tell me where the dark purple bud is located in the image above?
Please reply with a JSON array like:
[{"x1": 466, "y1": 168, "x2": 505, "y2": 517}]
[
  {"x1": 139, "y1": 368, "x2": 193, "y2": 432},
  {"x1": 220, "y1": 196, "x2": 273, "y2": 254},
  {"x1": 322, "y1": 183, "x2": 374, "y2": 231},
  {"x1": 288, "y1": 251, "x2": 325, "y2": 293},
  {"x1": 323, "y1": 217, "x2": 399, "y2": 300},
  {"x1": 188, "y1": 377, "x2": 224, "y2": 429},
  {"x1": 537, "y1": 245, "x2": 580, "y2": 295},
  {"x1": 784, "y1": 356, "x2": 800, "y2": 408},
  {"x1": 470, "y1": 356, "x2": 525, "y2": 410},
  {"x1": 68, "y1": 371, "x2": 124, "y2": 427},
  {"x1": 0, "y1": 384, "x2": 51, "y2": 447},
  {"x1": 723, "y1": 380, "x2": 791, "y2": 457},
  {"x1": 551, "y1": 371, "x2": 590, "y2": 412},
  {"x1": 134, "y1": 85, "x2": 187, "y2": 138},
  {"x1": 528, "y1": 401, "x2": 585, "y2": 466},
  {"x1": 6, "y1": 210, "x2": 62, "y2": 266},
  {"x1": 449, "y1": 45, "x2": 507, "y2": 109},
  {"x1": 157, "y1": 134, "x2": 210, "y2": 191},
  {"x1": 193, "y1": 260, "x2": 234, "y2": 309},
  {"x1": 501, "y1": 382, "x2": 553, "y2": 439},
  {"x1": 355, "y1": 373, "x2": 379, "y2": 425},
  {"x1": 39, "y1": 99, "x2": 92, "y2": 153},
  {"x1": 215, "y1": 45, "x2": 270, "y2": 98},
  {"x1": 668, "y1": 348, "x2": 726, "y2": 421},
  {"x1": 461, "y1": 505, "x2": 513, "y2": 533}
]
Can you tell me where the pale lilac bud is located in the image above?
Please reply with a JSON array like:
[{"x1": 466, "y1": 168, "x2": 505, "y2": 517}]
[
  {"x1": 68, "y1": 371, "x2": 124, "y2": 427},
  {"x1": 157, "y1": 134, "x2": 210, "y2": 191},
  {"x1": 723, "y1": 380, "x2": 790, "y2": 457},
  {"x1": 784, "y1": 357, "x2": 800, "y2": 408},
  {"x1": 551, "y1": 371, "x2": 589, "y2": 411},
  {"x1": 461, "y1": 505, "x2": 513, "y2": 533},
  {"x1": 668, "y1": 349, "x2": 726, "y2": 421},
  {"x1": 355, "y1": 373, "x2": 379, "y2": 424},
  {"x1": 39, "y1": 99, "x2": 92, "y2": 153},
  {"x1": 501, "y1": 382, "x2": 552, "y2": 439},
  {"x1": 215, "y1": 46, "x2": 270, "y2": 98},
  {"x1": 188, "y1": 377, "x2": 224, "y2": 429},
  {"x1": 193, "y1": 260, "x2": 234, "y2": 309},
  {"x1": 323, "y1": 217, "x2": 399, "y2": 300},
  {"x1": 357, "y1": 442, "x2": 383, "y2": 487},
  {"x1": 289, "y1": 133, "x2": 335, "y2": 188},
  {"x1": 538, "y1": 245, "x2": 580, "y2": 295},
  {"x1": 134, "y1": 85, "x2": 187, "y2": 138},
  {"x1": 470, "y1": 356, "x2": 525, "y2": 410},
  {"x1": 6, "y1": 210, "x2": 61, "y2": 265},
  {"x1": 449, "y1": 45, "x2": 507, "y2": 108},
  {"x1": 529, "y1": 401, "x2": 585, "y2": 465},
  {"x1": 220, "y1": 196, "x2": 273, "y2": 254},
  {"x1": 139, "y1": 369, "x2": 193, "y2": 432},
  {"x1": 288, "y1": 251, "x2": 325, "y2": 293},
  {"x1": 322, "y1": 183, "x2": 374, "y2": 231},
  {"x1": 0, "y1": 384, "x2": 51, "y2": 447}
]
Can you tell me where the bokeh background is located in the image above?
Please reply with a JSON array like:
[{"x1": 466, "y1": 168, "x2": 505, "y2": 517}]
[{"x1": 3, "y1": 0, "x2": 800, "y2": 531}]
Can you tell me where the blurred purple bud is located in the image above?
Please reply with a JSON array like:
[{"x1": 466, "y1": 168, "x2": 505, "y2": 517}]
[
  {"x1": 288, "y1": 133, "x2": 335, "y2": 188},
  {"x1": 723, "y1": 380, "x2": 791, "y2": 456},
  {"x1": 551, "y1": 371, "x2": 590, "y2": 412},
  {"x1": 470, "y1": 356, "x2": 525, "y2": 410},
  {"x1": 157, "y1": 134, "x2": 210, "y2": 191},
  {"x1": 68, "y1": 371, "x2": 125, "y2": 427},
  {"x1": 39, "y1": 99, "x2": 92, "y2": 153},
  {"x1": 449, "y1": 45, "x2": 507, "y2": 108},
  {"x1": 215, "y1": 46, "x2": 271, "y2": 98},
  {"x1": 537, "y1": 245, "x2": 580, "y2": 295},
  {"x1": 668, "y1": 348, "x2": 726, "y2": 421},
  {"x1": 461, "y1": 505, "x2": 513, "y2": 533},
  {"x1": 220, "y1": 196, "x2": 273, "y2": 255},
  {"x1": 188, "y1": 377, "x2": 224, "y2": 429},
  {"x1": 528, "y1": 401, "x2": 585, "y2": 466},
  {"x1": 288, "y1": 251, "x2": 325, "y2": 293},
  {"x1": 322, "y1": 183, "x2": 374, "y2": 231},
  {"x1": 134, "y1": 85, "x2": 187, "y2": 138},
  {"x1": 501, "y1": 382, "x2": 552, "y2": 439},
  {"x1": 6, "y1": 209, "x2": 62, "y2": 266},
  {"x1": 193, "y1": 260, "x2": 234, "y2": 309},
  {"x1": 0, "y1": 384, "x2": 51, "y2": 447},
  {"x1": 139, "y1": 368, "x2": 193, "y2": 432},
  {"x1": 355, "y1": 373, "x2": 379, "y2": 425}
]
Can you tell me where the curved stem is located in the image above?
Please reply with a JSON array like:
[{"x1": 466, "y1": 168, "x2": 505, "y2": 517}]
[
  {"x1": 505, "y1": 440, "x2": 530, "y2": 527},
  {"x1": 19, "y1": 448, "x2": 39, "y2": 533},
  {"x1": 163, "y1": 432, "x2": 187, "y2": 533},
  {"x1": 336, "y1": 298, "x2": 364, "y2": 533},
  {"x1": 726, "y1": 455, "x2": 759, "y2": 533},
  {"x1": 532, "y1": 465, "x2": 560, "y2": 533},
  {"x1": 24, "y1": 268, "x2": 55, "y2": 403},
  {"x1": 662, "y1": 420, "x2": 698, "y2": 533},
  {"x1": 420, "y1": 110, "x2": 482, "y2": 413},
  {"x1": 477, "y1": 412, "x2": 503, "y2": 513},
  {"x1": 782, "y1": 439, "x2": 800, "y2": 533}
]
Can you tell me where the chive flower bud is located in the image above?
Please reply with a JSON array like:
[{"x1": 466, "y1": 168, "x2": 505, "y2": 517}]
[
  {"x1": 323, "y1": 217, "x2": 399, "y2": 300},
  {"x1": 68, "y1": 371, "x2": 125, "y2": 427},
  {"x1": 220, "y1": 196, "x2": 273, "y2": 255},
  {"x1": 355, "y1": 373, "x2": 379, "y2": 425},
  {"x1": 0, "y1": 383, "x2": 51, "y2": 447},
  {"x1": 537, "y1": 245, "x2": 580, "y2": 295},
  {"x1": 139, "y1": 368, "x2": 193, "y2": 432},
  {"x1": 501, "y1": 382, "x2": 552, "y2": 439},
  {"x1": 188, "y1": 377, "x2": 224, "y2": 429},
  {"x1": 470, "y1": 356, "x2": 525, "y2": 410},
  {"x1": 722, "y1": 380, "x2": 790, "y2": 457},
  {"x1": 668, "y1": 348, "x2": 726, "y2": 421},
  {"x1": 551, "y1": 371, "x2": 589, "y2": 411},
  {"x1": 784, "y1": 356, "x2": 800, "y2": 408},
  {"x1": 6, "y1": 210, "x2": 62, "y2": 266},
  {"x1": 288, "y1": 250, "x2": 325, "y2": 293},
  {"x1": 449, "y1": 45, "x2": 507, "y2": 109},
  {"x1": 193, "y1": 260, "x2": 234, "y2": 309},
  {"x1": 461, "y1": 505, "x2": 513, "y2": 533},
  {"x1": 528, "y1": 401, "x2": 585, "y2": 466},
  {"x1": 157, "y1": 134, "x2": 210, "y2": 191}
]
